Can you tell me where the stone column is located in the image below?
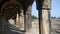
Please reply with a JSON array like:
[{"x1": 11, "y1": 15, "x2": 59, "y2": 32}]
[
  {"x1": 16, "y1": 12, "x2": 20, "y2": 28},
  {"x1": 16, "y1": 10, "x2": 24, "y2": 30},
  {"x1": 37, "y1": 0, "x2": 51, "y2": 34},
  {"x1": 38, "y1": 10, "x2": 51, "y2": 34},
  {"x1": 19, "y1": 10, "x2": 24, "y2": 30},
  {"x1": 38, "y1": 10, "x2": 42, "y2": 34},
  {"x1": 42, "y1": 10, "x2": 50, "y2": 34},
  {"x1": 0, "y1": 13, "x2": 2, "y2": 34},
  {"x1": 41, "y1": 0, "x2": 51, "y2": 34},
  {"x1": 24, "y1": 5, "x2": 32, "y2": 31},
  {"x1": 1, "y1": 17, "x2": 8, "y2": 34}
]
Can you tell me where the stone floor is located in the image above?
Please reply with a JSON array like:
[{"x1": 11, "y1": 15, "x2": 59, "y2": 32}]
[
  {"x1": 4, "y1": 21, "x2": 39, "y2": 34},
  {"x1": 25, "y1": 28, "x2": 39, "y2": 34},
  {"x1": 6, "y1": 28, "x2": 39, "y2": 34}
]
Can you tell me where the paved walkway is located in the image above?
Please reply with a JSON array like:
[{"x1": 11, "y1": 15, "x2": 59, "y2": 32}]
[
  {"x1": 5, "y1": 28, "x2": 39, "y2": 34},
  {"x1": 25, "y1": 22, "x2": 39, "y2": 34},
  {"x1": 5, "y1": 20, "x2": 39, "y2": 34},
  {"x1": 25, "y1": 28, "x2": 39, "y2": 34}
]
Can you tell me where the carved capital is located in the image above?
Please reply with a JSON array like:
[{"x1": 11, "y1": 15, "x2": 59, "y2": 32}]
[{"x1": 42, "y1": 0, "x2": 51, "y2": 10}]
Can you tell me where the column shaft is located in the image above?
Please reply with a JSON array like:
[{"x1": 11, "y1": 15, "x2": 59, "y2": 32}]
[
  {"x1": 16, "y1": 12, "x2": 20, "y2": 28},
  {"x1": 24, "y1": 5, "x2": 32, "y2": 31},
  {"x1": 42, "y1": 10, "x2": 50, "y2": 34},
  {"x1": 20, "y1": 10, "x2": 24, "y2": 30},
  {"x1": 38, "y1": 10, "x2": 43, "y2": 34},
  {"x1": 0, "y1": 14, "x2": 2, "y2": 33},
  {"x1": 39, "y1": 10, "x2": 50, "y2": 34}
]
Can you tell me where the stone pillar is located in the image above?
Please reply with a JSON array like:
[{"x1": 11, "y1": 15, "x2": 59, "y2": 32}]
[
  {"x1": 38, "y1": 10, "x2": 42, "y2": 34},
  {"x1": 38, "y1": 10, "x2": 51, "y2": 34},
  {"x1": 42, "y1": 10, "x2": 50, "y2": 34},
  {"x1": 0, "y1": 14, "x2": 2, "y2": 34},
  {"x1": 16, "y1": 12, "x2": 20, "y2": 28},
  {"x1": 37, "y1": 0, "x2": 51, "y2": 34},
  {"x1": 16, "y1": 10, "x2": 24, "y2": 30},
  {"x1": 1, "y1": 17, "x2": 9, "y2": 34},
  {"x1": 41, "y1": 0, "x2": 51, "y2": 34},
  {"x1": 39, "y1": 10, "x2": 50, "y2": 34},
  {"x1": 19, "y1": 10, "x2": 24, "y2": 30},
  {"x1": 24, "y1": 5, "x2": 32, "y2": 31}
]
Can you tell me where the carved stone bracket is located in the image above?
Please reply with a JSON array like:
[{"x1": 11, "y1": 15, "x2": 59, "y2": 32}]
[{"x1": 42, "y1": 0, "x2": 51, "y2": 10}]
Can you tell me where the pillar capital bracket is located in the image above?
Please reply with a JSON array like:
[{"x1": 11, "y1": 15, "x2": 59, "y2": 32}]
[{"x1": 42, "y1": 0, "x2": 51, "y2": 10}]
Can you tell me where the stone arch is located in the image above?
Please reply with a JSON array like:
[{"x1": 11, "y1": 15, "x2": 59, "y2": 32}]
[
  {"x1": 1, "y1": 1, "x2": 23, "y2": 33},
  {"x1": 1, "y1": 1, "x2": 22, "y2": 20}
]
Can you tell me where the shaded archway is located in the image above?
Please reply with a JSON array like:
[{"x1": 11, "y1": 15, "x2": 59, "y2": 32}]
[
  {"x1": 1, "y1": 0, "x2": 23, "y2": 34},
  {"x1": 0, "y1": 0, "x2": 51, "y2": 34}
]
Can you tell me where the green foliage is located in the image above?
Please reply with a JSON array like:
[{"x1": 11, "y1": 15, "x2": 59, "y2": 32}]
[
  {"x1": 31, "y1": 15, "x2": 37, "y2": 19},
  {"x1": 51, "y1": 17, "x2": 56, "y2": 19},
  {"x1": 58, "y1": 17, "x2": 60, "y2": 19}
]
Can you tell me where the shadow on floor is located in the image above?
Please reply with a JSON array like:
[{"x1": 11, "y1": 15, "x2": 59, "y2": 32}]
[
  {"x1": 2, "y1": 28, "x2": 25, "y2": 34},
  {"x1": 2, "y1": 22, "x2": 25, "y2": 34}
]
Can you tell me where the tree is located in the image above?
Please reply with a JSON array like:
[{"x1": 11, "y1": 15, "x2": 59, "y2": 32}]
[
  {"x1": 51, "y1": 17, "x2": 56, "y2": 19},
  {"x1": 31, "y1": 15, "x2": 37, "y2": 19},
  {"x1": 54, "y1": 17, "x2": 56, "y2": 18},
  {"x1": 58, "y1": 17, "x2": 60, "y2": 19}
]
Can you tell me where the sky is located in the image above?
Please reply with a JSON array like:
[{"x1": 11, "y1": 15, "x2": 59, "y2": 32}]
[{"x1": 32, "y1": 0, "x2": 60, "y2": 18}]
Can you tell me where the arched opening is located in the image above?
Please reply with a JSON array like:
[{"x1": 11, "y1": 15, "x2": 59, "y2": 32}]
[{"x1": 31, "y1": 1, "x2": 39, "y2": 34}]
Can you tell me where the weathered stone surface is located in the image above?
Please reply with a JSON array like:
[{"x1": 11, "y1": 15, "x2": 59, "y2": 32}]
[
  {"x1": 42, "y1": 0, "x2": 51, "y2": 9},
  {"x1": 0, "y1": 13, "x2": 1, "y2": 33},
  {"x1": 41, "y1": 10, "x2": 50, "y2": 34},
  {"x1": 24, "y1": 5, "x2": 32, "y2": 31}
]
